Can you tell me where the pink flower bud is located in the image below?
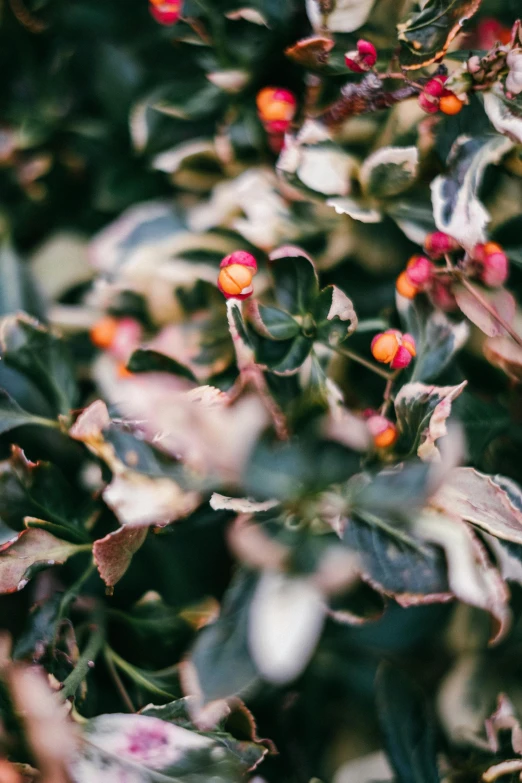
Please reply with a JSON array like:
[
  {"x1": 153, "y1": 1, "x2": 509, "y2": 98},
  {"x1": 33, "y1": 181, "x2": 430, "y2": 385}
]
[
  {"x1": 424, "y1": 231, "x2": 461, "y2": 259},
  {"x1": 390, "y1": 345, "x2": 414, "y2": 370},
  {"x1": 406, "y1": 255, "x2": 434, "y2": 286},
  {"x1": 345, "y1": 39, "x2": 377, "y2": 72},
  {"x1": 264, "y1": 119, "x2": 291, "y2": 134},
  {"x1": 367, "y1": 415, "x2": 398, "y2": 448},
  {"x1": 424, "y1": 76, "x2": 447, "y2": 97}
]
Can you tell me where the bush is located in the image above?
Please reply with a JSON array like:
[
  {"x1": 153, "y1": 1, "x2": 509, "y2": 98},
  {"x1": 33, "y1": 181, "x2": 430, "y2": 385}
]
[{"x1": 2, "y1": 1, "x2": 522, "y2": 781}]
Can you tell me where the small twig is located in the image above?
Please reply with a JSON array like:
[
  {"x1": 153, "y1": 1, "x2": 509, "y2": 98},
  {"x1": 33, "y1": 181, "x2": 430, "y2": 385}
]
[
  {"x1": 319, "y1": 77, "x2": 424, "y2": 127},
  {"x1": 380, "y1": 371, "x2": 399, "y2": 415},
  {"x1": 104, "y1": 647, "x2": 136, "y2": 712},
  {"x1": 330, "y1": 344, "x2": 394, "y2": 380}
]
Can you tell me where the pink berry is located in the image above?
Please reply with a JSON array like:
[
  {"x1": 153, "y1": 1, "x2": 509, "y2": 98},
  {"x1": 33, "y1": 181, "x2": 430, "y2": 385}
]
[
  {"x1": 406, "y1": 255, "x2": 434, "y2": 286},
  {"x1": 220, "y1": 250, "x2": 258, "y2": 273},
  {"x1": 424, "y1": 231, "x2": 461, "y2": 259},
  {"x1": 481, "y1": 251, "x2": 509, "y2": 287},
  {"x1": 345, "y1": 39, "x2": 377, "y2": 72},
  {"x1": 390, "y1": 345, "x2": 414, "y2": 370}
]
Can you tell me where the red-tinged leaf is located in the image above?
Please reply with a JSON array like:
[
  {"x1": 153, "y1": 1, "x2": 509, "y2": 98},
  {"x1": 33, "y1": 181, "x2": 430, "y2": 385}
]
[
  {"x1": 93, "y1": 526, "x2": 148, "y2": 588},
  {"x1": 431, "y1": 468, "x2": 522, "y2": 545},
  {"x1": 398, "y1": 0, "x2": 482, "y2": 70},
  {"x1": 0, "y1": 529, "x2": 85, "y2": 593},
  {"x1": 454, "y1": 286, "x2": 516, "y2": 338},
  {"x1": 484, "y1": 335, "x2": 522, "y2": 381},
  {"x1": 285, "y1": 36, "x2": 334, "y2": 68}
]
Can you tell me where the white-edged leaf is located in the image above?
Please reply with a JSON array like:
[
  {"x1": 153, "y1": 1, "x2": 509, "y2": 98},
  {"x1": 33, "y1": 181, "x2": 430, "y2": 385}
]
[
  {"x1": 93, "y1": 526, "x2": 148, "y2": 587},
  {"x1": 326, "y1": 197, "x2": 382, "y2": 222},
  {"x1": 360, "y1": 146, "x2": 418, "y2": 199},
  {"x1": 431, "y1": 468, "x2": 522, "y2": 545},
  {"x1": 431, "y1": 134, "x2": 514, "y2": 249},
  {"x1": 454, "y1": 285, "x2": 516, "y2": 337},
  {"x1": 103, "y1": 472, "x2": 200, "y2": 529},
  {"x1": 306, "y1": 0, "x2": 375, "y2": 32},
  {"x1": 248, "y1": 571, "x2": 326, "y2": 684},
  {"x1": 209, "y1": 494, "x2": 279, "y2": 513},
  {"x1": 483, "y1": 85, "x2": 522, "y2": 145}
]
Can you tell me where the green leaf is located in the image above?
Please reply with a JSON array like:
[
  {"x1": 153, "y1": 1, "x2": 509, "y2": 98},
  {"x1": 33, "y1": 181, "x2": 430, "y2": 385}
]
[
  {"x1": 360, "y1": 147, "x2": 419, "y2": 199},
  {"x1": 399, "y1": 296, "x2": 469, "y2": 382},
  {"x1": 0, "y1": 391, "x2": 58, "y2": 436},
  {"x1": 352, "y1": 462, "x2": 433, "y2": 523},
  {"x1": 249, "y1": 305, "x2": 301, "y2": 341},
  {"x1": 314, "y1": 285, "x2": 357, "y2": 346},
  {"x1": 187, "y1": 570, "x2": 259, "y2": 704},
  {"x1": 127, "y1": 349, "x2": 197, "y2": 382},
  {"x1": 431, "y1": 134, "x2": 513, "y2": 250},
  {"x1": 0, "y1": 237, "x2": 45, "y2": 319},
  {"x1": 73, "y1": 712, "x2": 245, "y2": 782},
  {"x1": 253, "y1": 333, "x2": 313, "y2": 375},
  {"x1": 376, "y1": 663, "x2": 440, "y2": 782},
  {"x1": 451, "y1": 391, "x2": 510, "y2": 464},
  {"x1": 0, "y1": 314, "x2": 77, "y2": 417},
  {"x1": 245, "y1": 434, "x2": 359, "y2": 501},
  {"x1": 343, "y1": 515, "x2": 450, "y2": 599},
  {"x1": 269, "y1": 245, "x2": 319, "y2": 316},
  {"x1": 398, "y1": 0, "x2": 482, "y2": 70},
  {"x1": 0, "y1": 529, "x2": 88, "y2": 594},
  {"x1": 0, "y1": 449, "x2": 94, "y2": 543},
  {"x1": 13, "y1": 592, "x2": 63, "y2": 661}
]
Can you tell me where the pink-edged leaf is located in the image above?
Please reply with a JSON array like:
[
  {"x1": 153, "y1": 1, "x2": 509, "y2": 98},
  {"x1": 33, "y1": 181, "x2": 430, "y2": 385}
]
[
  {"x1": 454, "y1": 285, "x2": 516, "y2": 337},
  {"x1": 93, "y1": 526, "x2": 148, "y2": 587},
  {"x1": 394, "y1": 381, "x2": 467, "y2": 461},
  {"x1": 414, "y1": 510, "x2": 510, "y2": 644},
  {"x1": 431, "y1": 468, "x2": 522, "y2": 545},
  {"x1": 103, "y1": 472, "x2": 201, "y2": 529},
  {"x1": 0, "y1": 529, "x2": 85, "y2": 593},
  {"x1": 484, "y1": 335, "x2": 522, "y2": 381}
]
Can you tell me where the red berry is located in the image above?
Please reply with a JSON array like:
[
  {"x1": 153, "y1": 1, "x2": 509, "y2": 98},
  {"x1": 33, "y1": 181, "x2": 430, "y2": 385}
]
[{"x1": 149, "y1": 2, "x2": 181, "y2": 25}]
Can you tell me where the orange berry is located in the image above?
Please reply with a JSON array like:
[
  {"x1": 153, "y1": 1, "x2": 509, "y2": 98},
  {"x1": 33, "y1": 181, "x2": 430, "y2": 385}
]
[
  {"x1": 371, "y1": 331, "x2": 400, "y2": 364},
  {"x1": 217, "y1": 264, "x2": 254, "y2": 297},
  {"x1": 117, "y1": 362, "x2": 134, "y2": 379},
  {"x1": 439, "y1": 93, "x2": 464, "y2": 115},
  {"x1": 396, "y1": 270, "x2": 419, "y2": 299},
  {"x1": 374, "y1": 423, "x2": 398, "y2": 449},
  {"x1": 483, "y1": 241, "x2": 503, "y2": 256},
  {"x1": 367, "y1": 415, "x2": 398, "y2": 449},
  {"x1": 256, "y1": 87, "x2": 296, "y2": 123},
  {"x1": 0, "y1": 760, "x2": 22, "y2": 783},
  {"x1": 90, "y1": 316, "x2": 119, "y2": 350}
]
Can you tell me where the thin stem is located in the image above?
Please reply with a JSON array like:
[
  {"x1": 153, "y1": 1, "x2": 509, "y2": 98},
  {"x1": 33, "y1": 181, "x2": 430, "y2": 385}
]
[
  {"x1": 459, "y1": 276, "x2": 522, "y2": 349},
  {"x1": 380, "y1": 371, "x2": 399, "y2": 415},
  {"x1": 104, "y1": 647, "x2": 136, "y2": 712},
  {"x1": 52, "y1": 561, "x2": 97, "y2": 651},
  {"x1": 60, "y1": 614, "x2": 104, "y2": 701},
  {"x1": 330, "y1": 344, "x2": 394, "y2": 380}
]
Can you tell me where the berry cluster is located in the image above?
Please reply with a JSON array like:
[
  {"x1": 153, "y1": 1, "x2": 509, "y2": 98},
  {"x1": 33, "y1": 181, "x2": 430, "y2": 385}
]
[
  {"x1": 418, "y1": 75, "x2": 464, "y2": 116},
  {"x1": 149, "y1": 0, "x2": 182, "y2": 26},
  {"x1": 365, "y1": 412, "x2": 398, "y2": 449},
  {"x1": 395, "y1": 232, "x2": 510, "y2": 308}
]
